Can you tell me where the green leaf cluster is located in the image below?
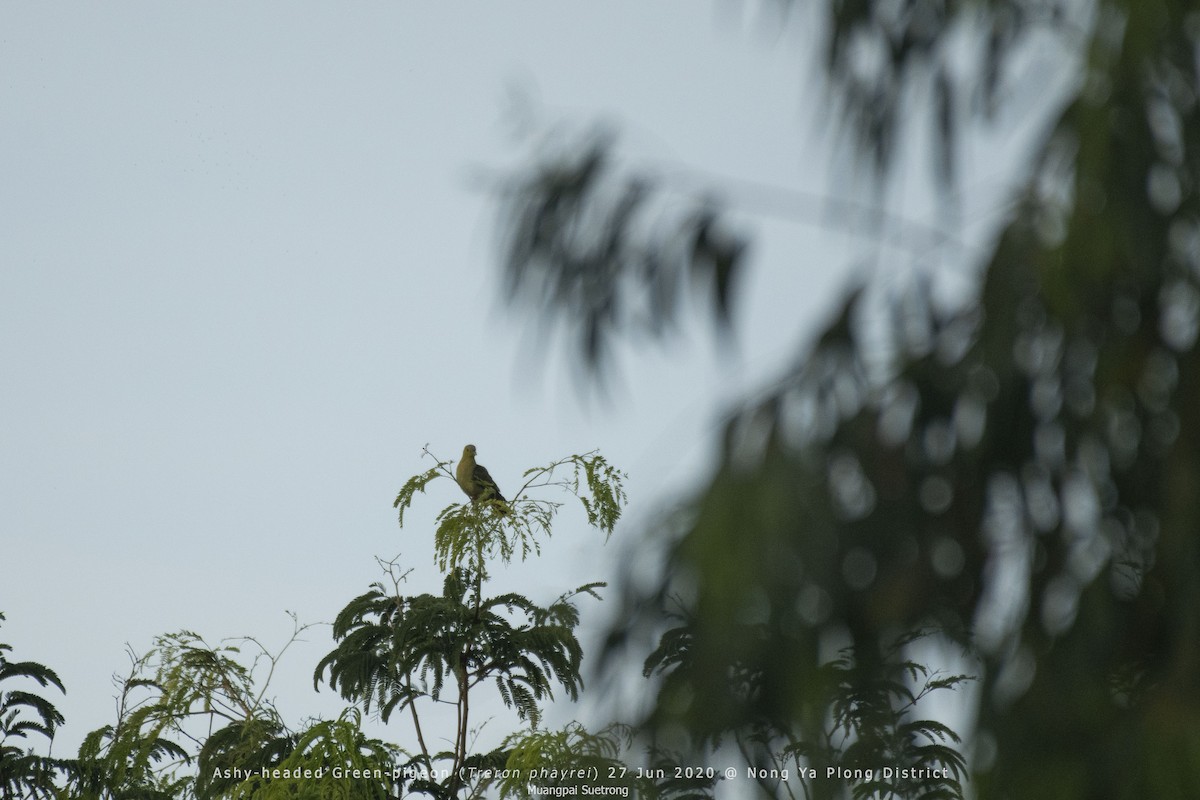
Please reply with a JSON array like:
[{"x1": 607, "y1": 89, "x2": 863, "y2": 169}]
[
  {"x1": 316, "y1": 572, "x2": 600, "y2": 729},
  {"x1": 496, "y1": 722, "x2": 630, "y2": 798},
  {"x1": 60, "y1": 631, "x2": 272, "y2": 799},
  {"x1": 0, "y1": 612, "x2": 65, "y2": 800},
  {"x1": 223, "y1": 709, "x2": 396, "y2": 800},
  {"x1": 314, "y1": 450, "x2": 627, "y2": 798},
  {"x1": 395, "y1": 449, "x2": 627, "y2": 577},
  {"x1": 6, "y1": 449, "x2": 632, "y2": 800}
]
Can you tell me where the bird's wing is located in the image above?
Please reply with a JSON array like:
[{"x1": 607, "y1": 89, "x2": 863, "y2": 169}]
[
  {"x1": 472, "y1": 462, "x2": 509, "y2": 514},
  {"x1": 473, "y1": 464, "x2": 502, "y2": 496}
]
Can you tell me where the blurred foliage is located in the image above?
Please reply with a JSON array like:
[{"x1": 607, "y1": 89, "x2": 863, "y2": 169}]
[
  {"x1": 495, "y1": 0, "x2": 1200, "y2": 797},
  {"x1": 646, "y1": 622, "x2": 971, "y2": 800},
  {"x1": 499, "y1": 133, "x2": 748, "y2": 375}
]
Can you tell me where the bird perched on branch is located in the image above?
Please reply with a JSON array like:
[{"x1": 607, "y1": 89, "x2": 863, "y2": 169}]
[{"x1": 456, "y1": 444, "x2": 509, "y2": 514}]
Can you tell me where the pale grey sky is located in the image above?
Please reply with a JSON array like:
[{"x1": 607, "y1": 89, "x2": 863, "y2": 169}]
[{"x1": 1, "y1": 2, "x2": 1049, "y2": 782}]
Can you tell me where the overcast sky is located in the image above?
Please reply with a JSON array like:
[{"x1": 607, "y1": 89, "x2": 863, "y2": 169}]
[{"x1": 1, "y1": 2, "x2": 1056, "y2": 780}]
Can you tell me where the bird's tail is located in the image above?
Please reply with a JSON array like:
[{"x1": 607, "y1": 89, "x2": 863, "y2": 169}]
[{"x1": 485, "y1": 493, "x2": 510, "y2": 516}]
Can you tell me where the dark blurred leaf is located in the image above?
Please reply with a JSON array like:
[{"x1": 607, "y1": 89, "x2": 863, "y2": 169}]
[{"x1": 498, "y1": 132, "x2": 747, "y2": 376}]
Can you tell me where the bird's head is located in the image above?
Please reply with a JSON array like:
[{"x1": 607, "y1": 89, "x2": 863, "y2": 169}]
[{"x1": 463, "y1": 444, "x2": 477, "y2": 457}]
